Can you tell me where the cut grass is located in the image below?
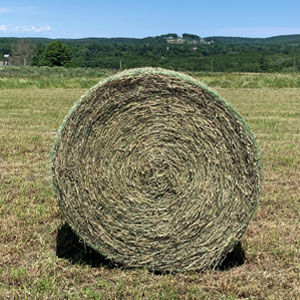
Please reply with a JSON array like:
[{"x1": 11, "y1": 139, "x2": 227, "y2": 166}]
[{"x1": 0, "y1": 85, "x2": 299, "y2": 299}]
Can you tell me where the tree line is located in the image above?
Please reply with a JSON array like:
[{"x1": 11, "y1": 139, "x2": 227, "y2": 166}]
[{"x1": 1, "y1": 34, "x2": 300, "y2": 72}]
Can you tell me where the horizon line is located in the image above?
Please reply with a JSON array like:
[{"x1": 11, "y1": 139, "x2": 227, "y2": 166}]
[{"x1": 1, "y1": 33, "x2": 300, "y2": 40}]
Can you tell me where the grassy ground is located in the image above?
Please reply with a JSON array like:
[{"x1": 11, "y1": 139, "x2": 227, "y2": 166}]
[
  {"x1": 0, "y1": 66, "x2": 115, "y2": 88},
  {"x1": 0, "y1": 71, "x2": 299, "y2": 299},
  {"x1": 2, "y1": 66, "x2": 300, "y2": 88}
]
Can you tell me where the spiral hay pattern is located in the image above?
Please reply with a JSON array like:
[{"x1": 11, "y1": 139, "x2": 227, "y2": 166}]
[{"x1": 52, "y1": 68, "x2": 263, "y2": 272}]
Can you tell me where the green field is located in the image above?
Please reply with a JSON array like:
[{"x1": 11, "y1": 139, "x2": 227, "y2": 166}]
[
  {"x1": 0, "y1": 69, "x2": 299, "y2": 299},
  {"x1": 2, "y1": 66, "x2": 300, "y2": 89}
]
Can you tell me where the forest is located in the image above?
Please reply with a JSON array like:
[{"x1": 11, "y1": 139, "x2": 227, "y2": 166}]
[{"x1": 1, "y1": 33, "x2": 300, "y2": 72}]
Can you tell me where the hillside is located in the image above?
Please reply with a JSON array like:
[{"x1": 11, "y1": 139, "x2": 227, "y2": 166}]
[
  {"x1": 206, "y1": 34, "x2": 300, "y2": 45},
  {"x1": 1, "y1": 34, "x2": 300, "y2": 72},
  {"x1": 1, "y1": 33, "x2": 300, "y2": 48}
]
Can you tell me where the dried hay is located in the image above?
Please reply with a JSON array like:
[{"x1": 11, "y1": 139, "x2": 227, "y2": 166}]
[{"x1": 51, "y1": 68, "x2": 263, "y2": 272}]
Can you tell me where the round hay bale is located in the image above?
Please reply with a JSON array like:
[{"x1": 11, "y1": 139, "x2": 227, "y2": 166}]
[{"x1": 51, "y1": 68, "x2": 263, "y2": 272}]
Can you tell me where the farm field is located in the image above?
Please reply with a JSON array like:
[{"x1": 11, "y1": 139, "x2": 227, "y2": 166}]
[{"x1": 0, "y1": 70, "x2": 299, "y2": 299}]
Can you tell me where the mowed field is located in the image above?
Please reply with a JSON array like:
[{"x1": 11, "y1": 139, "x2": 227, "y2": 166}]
[{"x1": 0, "y1": 70, "x2": 299, "y2": 299}]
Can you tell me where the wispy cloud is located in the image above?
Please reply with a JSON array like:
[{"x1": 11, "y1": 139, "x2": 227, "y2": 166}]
[
  {"x1": 214, "y1": 27, "x2": 300, "y2": 38},
  {"x1": 0, "y1": 25, "x2": 8, "y2": 31},
  {"x1": 21, "y1": 25, "x2": 51, "y2": 33},
  {"x1": 0, "y1": 6, "x2": 37, "y2": 14},
  {"x1": 0, "y1": 7, "x2": 12, "y2": 13},
  {"x1": 0, "y1": 24, "x2": 51, "y2": 33}
]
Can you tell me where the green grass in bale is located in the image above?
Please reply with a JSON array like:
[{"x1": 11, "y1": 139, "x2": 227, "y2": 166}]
[{"x1": 51, "y1": 68, "x2": 263, "y2": 272}]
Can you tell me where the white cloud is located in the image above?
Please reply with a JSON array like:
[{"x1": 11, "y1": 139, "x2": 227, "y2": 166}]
[
  {"x1": 214, "y1": 27, "x2": 300, "y2": 38},
  {"x1": 0, "y1": 24, "x2": 51, "y2": 33},
  {"x1": 35, "y1": 25, "x2": 51, "y2": 33},
  {"x1": 0, "y1": 7, "x2": 12, "y2": 13},
  {"x1": 0, "y1": 6, "x2": 37, "y2": 14},
  {"x1": 0, "y1": 25, "x2": 8, "y2": 31},
  {"x1": 21, "y1": 25, "x2": 51, "y2": 33}
]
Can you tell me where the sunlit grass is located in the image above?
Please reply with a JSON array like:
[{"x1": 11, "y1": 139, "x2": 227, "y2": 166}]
[
  {"x1": 195, "y1": 72, "x2": 300, "y2": 88},
  {"x1": 1, "y1": 66, "x2": 300, "y2": 88},
  {"x1": 0, "y1": 76, "x2": 299, "y2": 298},
  {"x1": 0, "y1": 66, "x2": 115, "y2": 88}
]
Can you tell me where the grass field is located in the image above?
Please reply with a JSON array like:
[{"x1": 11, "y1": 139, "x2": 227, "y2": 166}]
[
  {"x1": 2, "y1": 66, "x2": 300, "y2": 88},
  {"x1": 0, "y1": 69, "x2": 299, "y2": 299}
]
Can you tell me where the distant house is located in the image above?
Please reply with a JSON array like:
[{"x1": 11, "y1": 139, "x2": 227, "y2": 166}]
[
  {"x1": 200, "y1": 39, "x2": 214, "y2": 45},
  {"x1": 2, "y1": 54, "x2": 10, "y2": 66}
]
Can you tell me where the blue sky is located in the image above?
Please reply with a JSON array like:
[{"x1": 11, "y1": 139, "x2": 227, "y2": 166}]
[{"x1": 1, "y1": 0, "x2": 300, "y2": 39}]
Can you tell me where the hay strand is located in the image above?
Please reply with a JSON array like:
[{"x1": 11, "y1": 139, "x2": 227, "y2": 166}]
[{"x1": 52, "y1": 68, "x2": 263, "y2": 272}]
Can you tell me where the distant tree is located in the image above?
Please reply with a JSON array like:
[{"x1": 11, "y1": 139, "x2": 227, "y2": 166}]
[
  {"x1": 259, "y1": 54, "x2": 269, "y2": 72},
  {"x1": 11, "y1": 39, "x2": 36, "y2": 66},
  {"x1": 31, "y1": 47, "x2": 47, "y2": 66},
  {"x1": 182, "y1": 33, "x2": 200, "y2": 41},
  {"x1": 32, "y1": 41, "x2": 72, "y2": 67}
]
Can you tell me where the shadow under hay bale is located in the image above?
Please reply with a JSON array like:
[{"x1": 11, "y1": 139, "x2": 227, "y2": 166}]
[
  {"x1": 56, "y1": 223, "x2": 245, "y2": 271},
  {"x1": 52, "y1": 67, "x2": 263, "y2": 273},
  {"x1": 56, "y1": 223, "x2": 116, "y2": 269},
  {"x1": 216, "y1": 241, "x2": 245, "y2": 270}
]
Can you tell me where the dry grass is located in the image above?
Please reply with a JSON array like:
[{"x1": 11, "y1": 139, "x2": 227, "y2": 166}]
[{"x1": 0, "y1": 86, "x2": 299, "y2": 299}]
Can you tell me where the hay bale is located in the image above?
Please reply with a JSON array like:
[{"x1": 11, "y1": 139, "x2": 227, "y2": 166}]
[{"x1": 51, "y1": 68, "x2": 263, "y2": 272}]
